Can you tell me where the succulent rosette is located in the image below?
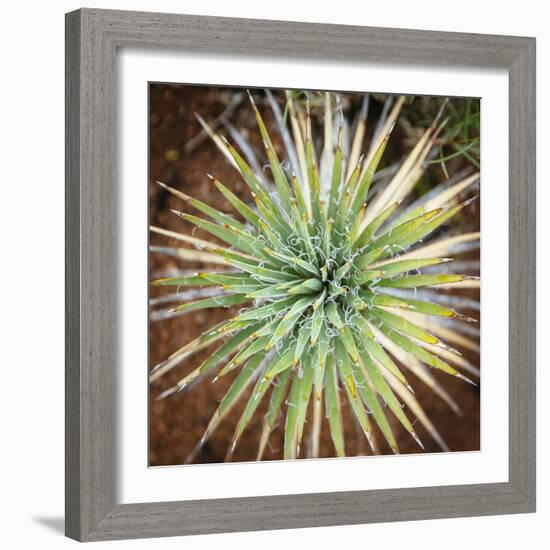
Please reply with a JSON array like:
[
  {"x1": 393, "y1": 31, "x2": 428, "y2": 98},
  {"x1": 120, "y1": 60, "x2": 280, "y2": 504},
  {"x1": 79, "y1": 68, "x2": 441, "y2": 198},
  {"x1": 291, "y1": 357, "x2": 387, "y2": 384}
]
[{"x1": 150, "y1": 90, "x2": 480, "y2": 462}]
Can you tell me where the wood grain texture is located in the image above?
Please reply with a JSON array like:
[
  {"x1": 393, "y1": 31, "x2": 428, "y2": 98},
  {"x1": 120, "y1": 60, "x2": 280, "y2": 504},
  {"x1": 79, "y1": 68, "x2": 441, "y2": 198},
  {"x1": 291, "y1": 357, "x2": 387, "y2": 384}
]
[{"x1": 65, "y1": 8, "x2": 536, "y2": 542}]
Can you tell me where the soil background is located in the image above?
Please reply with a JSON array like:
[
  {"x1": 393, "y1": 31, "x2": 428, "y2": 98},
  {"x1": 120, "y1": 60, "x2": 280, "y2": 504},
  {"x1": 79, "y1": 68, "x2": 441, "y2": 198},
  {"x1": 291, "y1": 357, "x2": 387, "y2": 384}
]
[{"x1": 148, "y1": 84, "x2": 480, "y2": 466}]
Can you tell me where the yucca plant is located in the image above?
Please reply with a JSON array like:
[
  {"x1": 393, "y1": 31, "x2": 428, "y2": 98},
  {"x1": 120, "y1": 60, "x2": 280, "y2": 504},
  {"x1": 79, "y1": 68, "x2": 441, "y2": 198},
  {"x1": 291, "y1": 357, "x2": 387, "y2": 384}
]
[{"x1": 150, "y1": 90, "x2": 480, "y2": 462}]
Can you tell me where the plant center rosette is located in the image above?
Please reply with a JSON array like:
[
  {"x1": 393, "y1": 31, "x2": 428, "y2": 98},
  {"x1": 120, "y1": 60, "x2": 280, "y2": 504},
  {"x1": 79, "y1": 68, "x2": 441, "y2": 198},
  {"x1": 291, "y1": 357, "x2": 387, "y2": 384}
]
[{"x1": 150, "y1": 90, "x2": 480, "y2": 462}]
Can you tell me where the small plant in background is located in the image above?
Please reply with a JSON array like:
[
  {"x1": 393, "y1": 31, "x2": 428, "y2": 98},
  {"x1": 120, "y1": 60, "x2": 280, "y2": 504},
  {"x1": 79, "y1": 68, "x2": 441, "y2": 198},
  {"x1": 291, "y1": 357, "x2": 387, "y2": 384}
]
[
  {"x1": 150, "y1": 90, "x2": 480, "y2": 462},
  {"x1": 405, "y1": 96, "x2": 480, "y2": 176}
]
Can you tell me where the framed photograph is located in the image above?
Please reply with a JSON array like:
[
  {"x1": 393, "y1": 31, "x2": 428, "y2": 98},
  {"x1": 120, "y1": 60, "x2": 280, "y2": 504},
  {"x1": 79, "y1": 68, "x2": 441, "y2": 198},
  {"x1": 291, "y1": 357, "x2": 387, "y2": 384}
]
[{"x1": 65, "y1": 8, "x2": 536, "y2": 542}]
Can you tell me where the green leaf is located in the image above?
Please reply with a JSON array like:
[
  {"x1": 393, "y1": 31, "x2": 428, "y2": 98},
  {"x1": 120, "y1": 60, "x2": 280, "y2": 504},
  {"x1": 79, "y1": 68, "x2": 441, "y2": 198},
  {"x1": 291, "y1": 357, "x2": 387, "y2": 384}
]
[
  {"x1": 151, "y1": 318, "x2": 240, "y2": 386},
  {"x1": 368, "y1": 257, "x2": 452, "y2": 279},
  {"x1": 246, "y1": 284, "x2": 290, "y2": 300},
  {"x1": 325, "y1": 301, "x2": 344, "y2": 330},
  {"x1": 287, "y1": 278, "x2": 323, "y2": 295},
  {"x1": 353, "y1": 362, "x2": 398, "y2": 453},
  {"x1": 230, "y1": 367, "x2": 271, "y2": 454},
  {"x1": 294, "y1": 356, "x2": 315, "y2": 454},
  {"x1": 294, "y1": 322, "x2": 311, "y2": 366},
  {"x1": 217, "y1": 335, "x2": 272, "y2": 377},
  {"x1": 378, "y1": 324, "x2": 475, "y2": 384},
  {"x1": 340, "y1": 326, "x2": 360, "y2": 364},
  {"x1": 198, "y1": 321, "x2": 263, "y2": 373},
  {"x1": 235, "y1": 296, "x2": 297, "y2": 321},
  {"x1": 349, "y1": 121, "x2": 393, "y2": 216},
  {"x1": 248, "y1": 92, "x2": 293, "y2": 212},
  {"x1": 170, "y1": 293, "x2": 249, "y2": 314},
  {"x1": 354, "y1": 324, "x2": 410, "y2": 387},
  {"x1": 223, "y1": 137, "x2": 288, "y2": 227},
  {"x1": 267, "y1": 313, "x2": 302, "y2": 350},
  {"x1": 334, "y1": 338, "x2": 358, "y2": 398},
  {"x1": 290, "y1": 174, "x2": 310, "y2": 224},
  {"x1": 218, "y1": 352, "x2": 266, "y2": 417},
  {"x1": 360, "y1": 351, "x2": 416, "y2": 437},
  {"x1": 261, "y1": 248, "x2": 319, "y2": 277},
  {"x1": 335, "y1": 159, "x2": 362, "y2": 234},
  {"x1": 354, "y1": 201, "x2": 400, "y2": 249},
  {"x1": 354, "y1": 246, "x2": 386, "y2": 270},
  {"x1": 366, "y1": 208, "x2": 442, "y2": 252},
  {"x1": 200, "y1": 352, "x2": 267, "y2": 447},
  {"x1": 310, "y1": 301, "x2": 325, "y2": 345},
  {"x1": 257, "y1": 369, "x2": 291, "y2": 460},
  {"x1": 197, "y1": 272, "x2": 255, "y2": 287},
  {"x1": 284, "y1": 293, "x2": 319, "y2": 319},
  {"x1": 395, "y1": 197, "x2": 477, "y2": 250},
  {"x1": 367, "y1": 292, "x2": 458, "y2": 318},
  {"x1": 314, "y1": 322, "x2": 330, "y2": 400},
  {"x1": 305, "y1": 111, "x2": 322, "y2": 228},
  {"x1": 327, "y1": 133, "x2": 344, "y2": 220},
  {"x1": 324, "y1": 357, "x2": 345, "y2": 457},
  {"x1": 375, "y1": 273, "x2": 475, "y2": 289},
  {"x1": 157, "y1": 180, "x2": 247, "y2": 232},
  {"x1": 150, "y1": 273, "x2": 214, "y2": 287},
  {"x1": 335, "y1": 340, "x2": 373, "y2": 449},
  {"x1": 177, "y1": 212, "x2": 258, "y2": 255},
  {"x1": 284, "y1": 372, "x2": 303, "y2": 460},
  {"x1": 212, "y1": 177, "x2": 261, "y2": 228},
  {"x1": 369, "y1": 306, "x2": 440, "y2": 345},
  {"x1": 259, "y1": 346, "x2": 297, "y2": 390}
]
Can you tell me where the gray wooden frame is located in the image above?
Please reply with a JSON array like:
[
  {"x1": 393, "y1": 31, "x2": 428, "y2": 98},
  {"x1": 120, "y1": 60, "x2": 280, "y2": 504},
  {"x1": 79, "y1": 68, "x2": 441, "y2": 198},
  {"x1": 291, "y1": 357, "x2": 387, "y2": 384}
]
[{"x1": 65, "y1": 8, "x2": 536, "y2": 542}]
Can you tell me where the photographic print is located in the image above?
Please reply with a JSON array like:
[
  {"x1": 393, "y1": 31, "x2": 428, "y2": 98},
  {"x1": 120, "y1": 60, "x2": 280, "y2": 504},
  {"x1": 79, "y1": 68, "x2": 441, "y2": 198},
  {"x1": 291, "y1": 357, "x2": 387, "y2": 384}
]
[{"x1": 148, "y1": 85, "x2": 480, "y2": 466}]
